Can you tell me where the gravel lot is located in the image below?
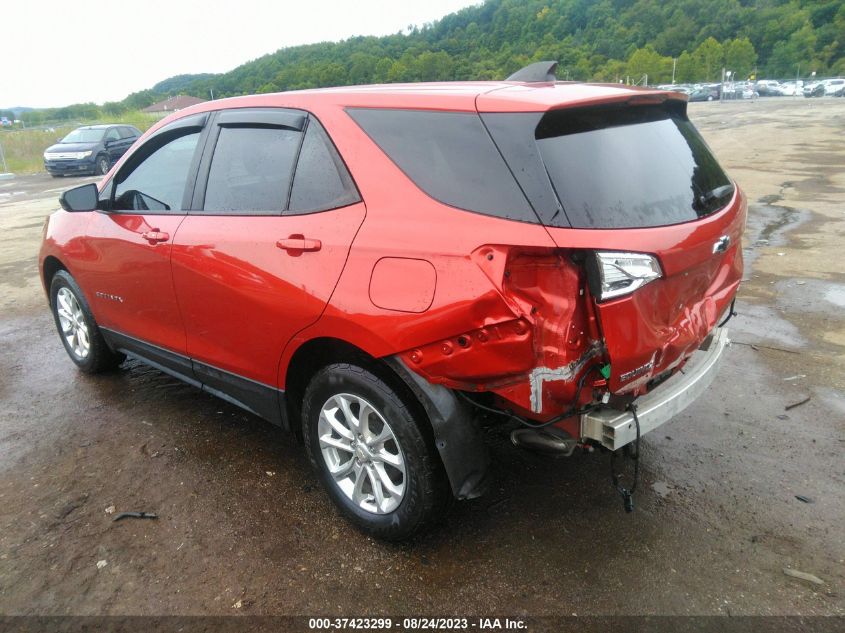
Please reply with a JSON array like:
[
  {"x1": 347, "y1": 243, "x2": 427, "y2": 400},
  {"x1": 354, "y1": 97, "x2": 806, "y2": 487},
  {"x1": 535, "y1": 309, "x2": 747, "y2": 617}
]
[{"x1": 0, "y1": 98, "x2": 843, "y2": 618}]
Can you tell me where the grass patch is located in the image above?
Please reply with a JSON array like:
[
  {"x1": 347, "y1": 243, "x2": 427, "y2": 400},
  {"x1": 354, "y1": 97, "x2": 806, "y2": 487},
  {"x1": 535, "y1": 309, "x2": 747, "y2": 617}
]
[{"x1": 0, "y1": 112, "x2": 158, "y2": 174}]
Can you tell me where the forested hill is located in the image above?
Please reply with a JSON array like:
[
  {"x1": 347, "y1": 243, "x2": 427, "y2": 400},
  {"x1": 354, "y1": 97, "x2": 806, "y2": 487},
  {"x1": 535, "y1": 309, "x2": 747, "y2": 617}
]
[{"x1": 19, "y1": 0, "x2": 845, "y2": 120}]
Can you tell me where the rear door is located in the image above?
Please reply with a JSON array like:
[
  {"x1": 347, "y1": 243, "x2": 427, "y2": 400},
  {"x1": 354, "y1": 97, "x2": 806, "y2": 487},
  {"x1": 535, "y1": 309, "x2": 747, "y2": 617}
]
[
  {"x1": 483, "y1": 99, "x2": 745, "y2": 395},
  {"x1": 103, "y1": 127, "x2": 123, "y2": 166},
  {"x1": 170, "y1": 108, "x2": 365, "y2": 414}
]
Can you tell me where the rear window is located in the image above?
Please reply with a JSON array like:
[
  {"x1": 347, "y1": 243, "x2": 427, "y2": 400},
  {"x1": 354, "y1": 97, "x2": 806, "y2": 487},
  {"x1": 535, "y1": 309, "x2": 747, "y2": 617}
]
[
  {"x1": 535, "y1": 104, "x2": 733, "y2": 229},
  {"x1": 347, "y1": 108, "x2": 536, "y2": 223}
]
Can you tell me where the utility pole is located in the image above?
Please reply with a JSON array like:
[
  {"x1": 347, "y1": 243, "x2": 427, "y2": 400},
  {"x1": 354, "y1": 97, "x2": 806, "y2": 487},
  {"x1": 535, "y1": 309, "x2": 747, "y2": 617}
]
[
  {"x1": 672, "y1": 58, "x2": 676, "y2": 84},
  {"x1": 0, "y1": 140, "x2": 10, "y2": 175}
]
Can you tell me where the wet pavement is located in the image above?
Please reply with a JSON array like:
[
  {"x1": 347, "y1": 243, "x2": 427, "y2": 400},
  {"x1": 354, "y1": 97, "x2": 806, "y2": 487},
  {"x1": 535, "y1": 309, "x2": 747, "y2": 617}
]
[{"x1": 0, "y1": 99, "x2": 843, "y2": 616}]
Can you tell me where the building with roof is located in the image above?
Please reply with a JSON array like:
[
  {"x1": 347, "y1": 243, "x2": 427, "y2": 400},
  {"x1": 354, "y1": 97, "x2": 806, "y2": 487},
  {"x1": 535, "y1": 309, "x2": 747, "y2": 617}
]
[{"x1": 142, "y1": 95, "x2": 205, "y2": 115}]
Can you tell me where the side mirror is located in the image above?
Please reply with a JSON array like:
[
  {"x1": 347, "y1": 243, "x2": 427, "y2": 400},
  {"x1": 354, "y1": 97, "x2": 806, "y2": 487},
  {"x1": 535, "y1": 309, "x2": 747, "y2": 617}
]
[{"x1": 60, "y1": 183, "x2": 99, "y2": 212}]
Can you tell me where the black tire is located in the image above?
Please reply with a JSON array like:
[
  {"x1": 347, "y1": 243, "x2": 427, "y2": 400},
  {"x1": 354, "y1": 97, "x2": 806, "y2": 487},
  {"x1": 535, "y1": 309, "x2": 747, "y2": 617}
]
[
  {"x1": 96, "y1": 155, "x2": 110, "y2": 175},
  {"x1": 302, "y1": 363, "x2": 450, "y2": 540},
  {"x1": 49, "y1": 270, "x2": 124, "y2": 373}
]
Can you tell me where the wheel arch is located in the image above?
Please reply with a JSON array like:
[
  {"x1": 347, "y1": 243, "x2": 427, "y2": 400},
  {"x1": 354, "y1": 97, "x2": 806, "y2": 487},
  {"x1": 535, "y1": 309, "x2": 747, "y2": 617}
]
[
  {"x1": 284, "y1": 335, "x2": 489, "y2": 500},
  {"x1": 41, "y1": 255, "x2": 68, "y2": 297}
]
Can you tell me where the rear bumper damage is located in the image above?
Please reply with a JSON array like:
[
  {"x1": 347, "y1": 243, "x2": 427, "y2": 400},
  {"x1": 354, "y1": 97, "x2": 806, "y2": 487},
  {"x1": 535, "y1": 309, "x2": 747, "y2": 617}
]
[{"x1": 580, "y1": 327, "x2": 730, "y2": 450}]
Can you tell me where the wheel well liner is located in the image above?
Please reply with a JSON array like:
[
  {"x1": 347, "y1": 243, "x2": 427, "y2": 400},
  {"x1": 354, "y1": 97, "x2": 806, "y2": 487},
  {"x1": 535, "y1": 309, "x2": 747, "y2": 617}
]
[{"x1": 42, "y1": 256, "x2": 67, "y2": 296}]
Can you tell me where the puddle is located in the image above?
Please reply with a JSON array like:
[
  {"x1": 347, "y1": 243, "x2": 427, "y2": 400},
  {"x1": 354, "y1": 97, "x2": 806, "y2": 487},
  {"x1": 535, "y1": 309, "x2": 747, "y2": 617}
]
[
  {"x1": 824, "y1": 286, "x2": 845, "y2": 308},
  {"x1": 742, "y1": 190, "x2": 810, "y2": 271},
  {"x1": 757, "y1": 207, "x2": 799, "y2": 245},
  {"x1": 730, "y1": 303, "x2": 809, "y2": 350},
  {"x1": 774, "y1": 279, "x2": 845, "y2": 315}
]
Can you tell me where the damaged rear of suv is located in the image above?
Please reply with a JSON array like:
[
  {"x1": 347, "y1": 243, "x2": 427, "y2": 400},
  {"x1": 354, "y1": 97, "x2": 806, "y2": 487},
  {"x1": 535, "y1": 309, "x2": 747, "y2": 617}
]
[
  {"x1": 335, "y1": 69, "x2": 742, "y2": 533},
  {"x1": 41, "y1": 63, "x2": 743, "y2": 540}
]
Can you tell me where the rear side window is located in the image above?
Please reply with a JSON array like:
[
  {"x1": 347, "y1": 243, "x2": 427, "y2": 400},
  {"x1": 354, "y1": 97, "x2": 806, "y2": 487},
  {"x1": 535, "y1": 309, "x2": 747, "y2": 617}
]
[
  {"x1": 347, "y1": 108, "x2": 536, "y2": 222},
  {"x1": 289, "y1": 119, "x2": 360, "y2": 214},
  {"x1": 203, "y1": 127, "x2": 300, "y2": 214},
  {"x1": 535, "y1": 104, "x2": 733, "y2": 229}
]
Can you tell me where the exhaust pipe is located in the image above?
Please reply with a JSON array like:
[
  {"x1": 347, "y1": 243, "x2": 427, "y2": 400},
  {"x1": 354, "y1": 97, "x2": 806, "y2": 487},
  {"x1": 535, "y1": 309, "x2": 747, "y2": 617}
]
[{"x1": 511, "y1": 427, "x2": 577, "y2": 457}]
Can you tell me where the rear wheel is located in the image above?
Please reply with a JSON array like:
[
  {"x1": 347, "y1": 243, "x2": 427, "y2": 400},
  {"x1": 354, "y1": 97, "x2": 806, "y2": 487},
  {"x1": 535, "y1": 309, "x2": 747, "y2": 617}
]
[
  {"x1": 50, "y1": 270, "x2": 124, "y2": 373},
  {"x1": 302, "y1": 363, "x2": 449, "y2": 540}
]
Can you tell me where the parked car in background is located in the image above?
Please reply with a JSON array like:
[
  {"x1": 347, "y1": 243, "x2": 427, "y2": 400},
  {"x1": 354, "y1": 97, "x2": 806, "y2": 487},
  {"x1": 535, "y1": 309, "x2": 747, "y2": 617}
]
[
  {"x1": 689, "y1": 85, "x2": 720, "y2": 101},
  {"x1": 40, "y1": 66, "x2": 743, "y2": 539},
  {"x1": 43, "y1": 124, "x2": 141, "y2": 177},
  {"x1": 777, "y1": 80, "x2": 803, "y2": 96},
  {"x1": 755, "y1": 80, "x2": 781, "y2": 96},
  {"x1": 824, "y1": 78, "x2": 845, "y2": 96},
  {"x1": 725, "y1": 82, "x2": 758, "y2": 100},
  {"x1": 803, "y1": 82, "x2": 825, "y2": 98},
  {"x1": 0, "y1": 117, "x2": 11, "y2": 127}
]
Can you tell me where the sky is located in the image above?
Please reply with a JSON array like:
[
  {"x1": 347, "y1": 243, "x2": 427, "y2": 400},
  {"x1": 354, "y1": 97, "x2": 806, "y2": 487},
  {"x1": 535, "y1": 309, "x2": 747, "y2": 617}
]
[{"x1": 3, "y1": 0, "x2": 481, "y2": 109}]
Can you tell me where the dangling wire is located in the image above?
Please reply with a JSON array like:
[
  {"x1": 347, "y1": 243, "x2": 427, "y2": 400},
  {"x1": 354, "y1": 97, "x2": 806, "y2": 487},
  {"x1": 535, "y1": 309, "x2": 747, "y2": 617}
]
[
  {"x1": 611, "y1": 402, "x2": 641, "y2": 513},
  {"x1": 719, "y1": 298, "x2": 737, "y2": 327}
]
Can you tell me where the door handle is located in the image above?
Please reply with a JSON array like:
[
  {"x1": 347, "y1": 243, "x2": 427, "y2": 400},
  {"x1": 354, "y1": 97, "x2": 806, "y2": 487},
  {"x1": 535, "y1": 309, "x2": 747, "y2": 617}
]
[
  {"x1": 141, "y1": 230, "x2": 170, "y2": 244},
  {"x1": 276, "y1": 235, "x2": 322, "y2": 253}
]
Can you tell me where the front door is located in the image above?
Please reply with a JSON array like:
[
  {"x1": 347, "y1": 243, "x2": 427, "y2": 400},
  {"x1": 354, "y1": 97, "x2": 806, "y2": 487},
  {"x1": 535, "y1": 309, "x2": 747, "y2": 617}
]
[{"x1": 79, "y1": 118, "x2": 207, "y2": 359}]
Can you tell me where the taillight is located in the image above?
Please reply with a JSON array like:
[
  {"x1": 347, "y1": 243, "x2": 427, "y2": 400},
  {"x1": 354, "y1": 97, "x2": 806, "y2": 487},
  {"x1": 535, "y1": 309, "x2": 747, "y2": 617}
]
[{"x1": 589, "y1": 251, "x2": 663, "y2": 301}]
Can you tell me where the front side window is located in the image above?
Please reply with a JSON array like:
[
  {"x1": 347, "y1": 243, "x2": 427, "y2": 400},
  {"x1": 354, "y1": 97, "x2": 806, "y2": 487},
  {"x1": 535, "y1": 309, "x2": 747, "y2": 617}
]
[
  {"x1": 113, "y1": 132, "x2": 201, "y2": 212},
  {"x1": 203, "y1": 127, "x2": 300, "y2": 214},
  {"x1": 105, "y1": 128, "x2": 120, "y2": 142}
]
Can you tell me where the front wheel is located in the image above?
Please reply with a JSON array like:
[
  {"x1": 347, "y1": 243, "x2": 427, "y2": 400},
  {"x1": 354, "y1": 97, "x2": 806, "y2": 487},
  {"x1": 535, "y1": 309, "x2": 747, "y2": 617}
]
[
  {"x1": 302, "y1": 363, "x2": 449, "y2": 540},
  {"x1": 50, "y1": 270, "x2": 124, "y2": 373},
  {"x1": 96, "y1": 155, "x2": 110, "y2": 175}
]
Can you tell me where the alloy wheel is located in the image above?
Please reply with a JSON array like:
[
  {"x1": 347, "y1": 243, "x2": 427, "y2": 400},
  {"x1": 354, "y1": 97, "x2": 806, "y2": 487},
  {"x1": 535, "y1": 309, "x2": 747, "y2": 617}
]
[
  {"x1": 317, "y1": 393, "x2": 406, "y2": 514},
  {"x1": 56, "y1": 287, "x2": 90, "y2": 359}
]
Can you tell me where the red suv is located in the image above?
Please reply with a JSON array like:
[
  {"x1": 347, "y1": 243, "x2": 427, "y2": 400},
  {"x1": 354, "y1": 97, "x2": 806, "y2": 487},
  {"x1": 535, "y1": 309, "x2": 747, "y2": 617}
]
[{"x1": 40, "y1": 64, "x2": 744, "y2": 539}]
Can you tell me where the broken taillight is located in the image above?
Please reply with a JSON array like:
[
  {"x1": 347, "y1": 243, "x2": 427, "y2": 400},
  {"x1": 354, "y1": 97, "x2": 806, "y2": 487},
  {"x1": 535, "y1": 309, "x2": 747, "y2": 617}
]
[{"x1": 588, "y1": 251, "x2": 663, "y2": 301}]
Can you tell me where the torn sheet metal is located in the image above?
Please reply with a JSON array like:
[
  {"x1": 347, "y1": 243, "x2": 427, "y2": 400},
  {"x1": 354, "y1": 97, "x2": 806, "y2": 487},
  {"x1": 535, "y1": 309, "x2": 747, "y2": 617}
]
[{"x1": 528, "y1": 342, "x2": 603, "y2": 413}]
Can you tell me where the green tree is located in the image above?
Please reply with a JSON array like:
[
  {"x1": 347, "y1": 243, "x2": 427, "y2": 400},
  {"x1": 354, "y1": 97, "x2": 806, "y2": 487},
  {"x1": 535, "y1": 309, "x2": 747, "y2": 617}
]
[
  {"x1": 724, "y1": 38, "x2": 758, "y2": 80},
  {"x1": 693, "y1": 37, "x2": 725, "y2": 82},
  {"x1": 675, "y1": 50, "x2": 697, "y2": 82},
  {"x1": 626, "y1": 46, "x2": 673, "y2": 84},
  {"x1": 767, "y1": 23, "x2": 819, "y2": 76}
]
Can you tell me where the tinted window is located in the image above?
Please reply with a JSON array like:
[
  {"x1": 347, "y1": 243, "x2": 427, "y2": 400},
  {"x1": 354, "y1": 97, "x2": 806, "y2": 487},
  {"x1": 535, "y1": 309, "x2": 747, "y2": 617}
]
[
  {"x1": 113, "y1": 132, "x2": 200, "y2": 212},
  {"x1": 348, "y1": 108, "x2": 535, "y2": 222},
  {"x1": 104, "y1": 128, "x2": 120, "y2": 141},
  {"x1": 119, "y1": 126, "x2": 137, "y2": 139},
  {"x1": 203, "y1": 127, "x2": 300, "y2": 214},
  {"x1": 535, "y1": 104, "x2": 733, "y2": 229},
  {"x1": 289, "y1": 119, "x2": 359, "y2": 213}
]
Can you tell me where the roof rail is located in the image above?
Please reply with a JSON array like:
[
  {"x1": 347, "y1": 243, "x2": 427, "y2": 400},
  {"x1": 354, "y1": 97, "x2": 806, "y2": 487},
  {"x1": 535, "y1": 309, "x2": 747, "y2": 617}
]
[{"x1": 506, "y1": 61, "x2": 558, "y2": 82}]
